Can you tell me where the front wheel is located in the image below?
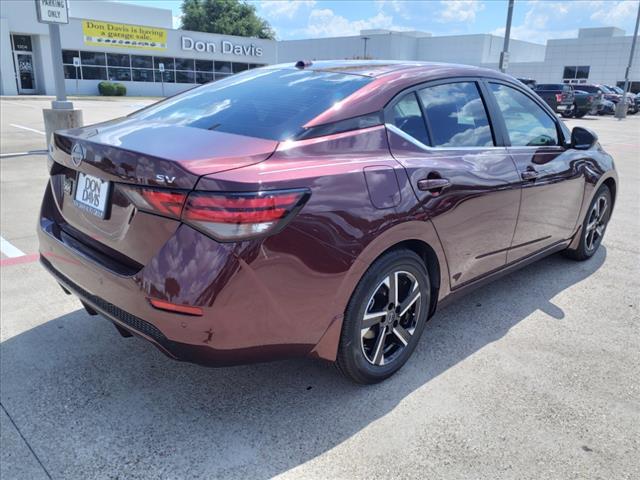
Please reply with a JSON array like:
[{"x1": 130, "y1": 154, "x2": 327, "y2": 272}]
[
  {"x1": 564, "y1": 185, "x2": 612, "y2": 261},
  {"x1": 336, "y1": 250, "x2": 431, "y2": 384}
]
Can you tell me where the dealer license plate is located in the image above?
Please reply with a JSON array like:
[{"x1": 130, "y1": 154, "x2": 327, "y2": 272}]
[{"x1": 73, "y1": 172, "x2": 110, "y2": 219}]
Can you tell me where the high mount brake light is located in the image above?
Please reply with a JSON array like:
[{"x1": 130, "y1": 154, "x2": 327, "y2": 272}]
[
  {"x1": 182, "y1": 189, "x2": 310, "y2": 241},
  {"x1": 124, "y1": 185, "x2": 309, "y2": 242}
]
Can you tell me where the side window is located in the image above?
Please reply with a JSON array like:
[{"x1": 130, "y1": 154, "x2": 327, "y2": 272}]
[
  {"x1": 418, "y1": 82, "x2": 494, "y2": 147},
  {"x1": 489, "y1": 83, "x2": 559, "y2": 147},
  {"x1": 391, "y1": 92, "x2": 430, "y2": 145}
]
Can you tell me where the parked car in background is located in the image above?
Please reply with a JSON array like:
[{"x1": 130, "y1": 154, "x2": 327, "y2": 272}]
[
  {"x1": 606, "y1": 85, "x2": 638, "y2": 114},
  {"x1": 562, "y1": 89, "x2": 596, "y2": 118},
  {"x1": 40, "y1": 61, "x2": 618, "y2": 384},
  {"x1": 579, "y1": 84, "x2": 633, "y2": 112},
  {"x1": 533, "y1": 83, "x2": 574, "y2": 114},
  {"x1": 596, "y1": 98, "x2": 616, "y2": 115},
  {"x1": 517, "y1": 78, "x2": 537, "y2": 89},
  {"x1": 575, "y1": 84, "x2": 606, "y2": 110}
]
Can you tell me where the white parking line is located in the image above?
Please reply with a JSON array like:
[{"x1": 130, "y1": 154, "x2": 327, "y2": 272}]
[
  {"x1": 0, "y1": 150, "x2": 47, "y2": 158},
  {"x1": 9, "y1": 124, "x2": 45, "y2": 135},
  {"x1": 0, "y1": 236, "x2": 25, "y2": 258}
]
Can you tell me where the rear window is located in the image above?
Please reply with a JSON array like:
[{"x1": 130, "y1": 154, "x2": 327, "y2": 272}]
[{"x1": 129, "y1": 68, "x2": 371, "y2": 141}]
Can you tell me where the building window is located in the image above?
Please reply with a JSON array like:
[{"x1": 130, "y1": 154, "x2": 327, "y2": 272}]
[
  {"x1": 154, "y1": 70, "x2": 175, "y2": 83},
  {"x1": 616, "y1": 81, "x2": 640, "y2": 94},
  {"x1": 153, "y1": 57, "x2": 175, "y2": 70},
  {"x1": 63, "y1": 65, "x2": 79, "y2": 79},
  {"x1": 107, "y1": 53, "x2": 130, "y2": 67},
  {"x1": 62, "y1": 50, "x2": 79, "y2": 64},
  {"x1": 196, "y1": 71, "x2": 214, "y2": 84},
  {"x1": 80, "y1": 51, "x2": 106, "y2": 66},
  {"x1": 11, "y1": 35, "x2": 32, "y2": 52},
  {"x1": 81, "y1": 66, "x2": 108, "y2": 80},
  {"x1": 59, "y1": 50, "x2": 263, "y2": 85},
  {"x1": 108, "y1": 67, "x2": 132, "y2": 81},
  {"x1": 233, "y1": 63, "x2": 249, "y2": 73},
  {"x1": 131, "y1": 55, "x2": 153, "y2": 69},
  {"x1": 132, "y1": 69, "x2": 154, "y2": 82},
  {"x1": 563, "y1": 65, "x2": 590, "y2": 81},
  {"x1": 214, "y1": 61, "x2": 232, "y2": 74}
]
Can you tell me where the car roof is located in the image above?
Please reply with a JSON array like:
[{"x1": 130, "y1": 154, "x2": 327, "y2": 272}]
[
  {"x1": 271, "y1": 60, "x2": 502, "y2": 78},
  {"x1": 291, "y1": 60, "x2": 519, "y2": 128}
]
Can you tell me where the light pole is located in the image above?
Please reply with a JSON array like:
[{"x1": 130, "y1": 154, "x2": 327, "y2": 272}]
[
  {"x1": 500, "y1": 0, "x2": 515, "y2": 73},
  {"x1": 362, "y1": 36, "x2": 370, "y2": 59},
  {"x1": 615, "y1": 1, "x2": 640, "y2": 120}
]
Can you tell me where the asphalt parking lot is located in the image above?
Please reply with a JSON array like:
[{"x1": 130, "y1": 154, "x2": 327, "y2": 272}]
[{"x1": 1, "y1": 97, "x2": 639, "y2": 479}]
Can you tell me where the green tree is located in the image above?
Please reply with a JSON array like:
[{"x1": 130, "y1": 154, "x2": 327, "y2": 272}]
[{"x1": 180, "y1": 0, "x2": 275, "y2": 40}]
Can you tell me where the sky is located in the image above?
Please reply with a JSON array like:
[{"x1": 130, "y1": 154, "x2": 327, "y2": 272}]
[{"x1": 114, "y1": 0, "x2": 640, "y2": 44}]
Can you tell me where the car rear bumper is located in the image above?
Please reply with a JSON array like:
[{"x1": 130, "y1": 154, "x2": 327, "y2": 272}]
[{"x1": 38, "y1": 183, "x2": 326, "y2": 366}]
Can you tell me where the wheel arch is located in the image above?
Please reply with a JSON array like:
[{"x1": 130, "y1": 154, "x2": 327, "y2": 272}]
[
  {"x1": 602, "y1": 176, "x2": 617, "y2": 207},
  {"x1": 309, "y1": 220, "x2": 450, "y2": 362}
]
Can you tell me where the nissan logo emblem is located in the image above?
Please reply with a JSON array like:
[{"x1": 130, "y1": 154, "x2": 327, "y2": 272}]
[{"x1": 71, "y1": 143, "x2": 86, "y2": 167}]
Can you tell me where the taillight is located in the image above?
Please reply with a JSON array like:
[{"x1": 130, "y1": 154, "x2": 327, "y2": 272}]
[
  {"x1": 588, "y1": 96, "x2": 594, "y2": 102},
  {"x1": 124, "y1": 185, "x2": 310, "y2": 241},
  {"x1": 182, "y1": 189, "x2": 310, "y2": 241},
  {"x1": 122, "y1": 187, "x2": 187, "y2": 219},
  {"x1": 555, "y1": 93, "x2": 563, "y2": 102}
]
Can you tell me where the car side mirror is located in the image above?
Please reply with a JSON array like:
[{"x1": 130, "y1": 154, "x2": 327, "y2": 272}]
[{"x1": 571, "y1": 126, "x2": 598, "y2": 150}]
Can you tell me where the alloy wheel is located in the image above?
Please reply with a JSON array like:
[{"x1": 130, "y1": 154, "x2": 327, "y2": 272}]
[
  {"x1": 360, "y1": 270, "x2": 422, "y2": 366},
  {"x1": 585, "y1": 194, "x2": 608, "y2": 251}
]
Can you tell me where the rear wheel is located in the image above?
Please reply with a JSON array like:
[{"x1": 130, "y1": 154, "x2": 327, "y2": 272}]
[
  {"x1": 564, "y1": 185, "x2": 612, "y2": 261},
  {"x1": 561, "y1": 104, "x2": 575, "y2": 118},
  {"x1": 574, "y1": 110, "x2": 587, "y2": 118},
  {"x1": 336, "y1": 250, "x2": 430, "y2": 384}
]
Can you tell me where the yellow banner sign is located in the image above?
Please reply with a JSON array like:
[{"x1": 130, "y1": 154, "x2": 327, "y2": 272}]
[{"x1": 82, "y1": 20, "x2": 167, "y2": 50}]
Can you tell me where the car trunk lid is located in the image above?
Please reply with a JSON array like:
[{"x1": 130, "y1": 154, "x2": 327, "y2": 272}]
[{"x1": 48, "y1": 120, "x2": 278, "y2": 268}]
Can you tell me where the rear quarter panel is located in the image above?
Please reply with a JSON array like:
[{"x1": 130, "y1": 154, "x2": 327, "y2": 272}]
[{"x1": 196, "y1": 126, "x2": 448, "y2": 361}]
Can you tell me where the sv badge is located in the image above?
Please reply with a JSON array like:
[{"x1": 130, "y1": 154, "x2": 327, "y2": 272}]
[{"x1": 156, "y1": 174, "x2": 176, "y2": 184}]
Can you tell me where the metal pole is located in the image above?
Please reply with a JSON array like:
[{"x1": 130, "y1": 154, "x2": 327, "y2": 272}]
[
  {"x1": 362, "y1": 37, "x2": 370, "y2": 59},
  {"x1": 616, "y1": 1, "x2": 640, "y2": 120},
  {"x1": 48, "y1": 23, "x2": 72, "y2": 109},
  {"x1": 500, "y1": 0, "x2": 514, "y2": 73}
]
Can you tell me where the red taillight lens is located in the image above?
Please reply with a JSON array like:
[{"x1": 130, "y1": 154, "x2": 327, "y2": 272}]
[
  {"x1": 148, "y1": 298, "x2": 203, "y2": 316},
  {"x1": 123, "y1": 187, "x2": 187, "y2": 219},
  {"x1": 555, "y1": 93, "x2": 563, "y2": 102},
  {"x1": 182, "y1": 189, "x2": 309, "y2": 241}
]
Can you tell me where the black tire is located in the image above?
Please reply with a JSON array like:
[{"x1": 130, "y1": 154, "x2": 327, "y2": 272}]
[
  {"x1": 574, "y1": 110, "x2": 588, "y2": 118},
  {"x1": 564, "y1": 185, "x2": 612, "y2": 261},
  {"x1": 335, "y1": 249, "x2": 430, "y2": 384},
  {"x1": 561, "y1": 105, "x2": 575, "y2": 118}
]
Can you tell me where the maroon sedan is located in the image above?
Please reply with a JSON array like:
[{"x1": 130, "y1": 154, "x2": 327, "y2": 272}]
[{"x1": 40, "y1": 61, "x2": 617, "y2": 383}]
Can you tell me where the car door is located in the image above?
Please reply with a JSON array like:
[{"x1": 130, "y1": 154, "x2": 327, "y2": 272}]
[
  {"x1": 386, "y1": 79, "x2": 521, "y2": 288},
  {"x1": 485, "y1": 81, "x2": 584, "y2": 262}
]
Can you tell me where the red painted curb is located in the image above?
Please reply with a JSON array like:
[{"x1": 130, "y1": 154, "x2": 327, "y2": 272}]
[{"x1": 0, "y1": 253, "x2": 40, "y2": 267}]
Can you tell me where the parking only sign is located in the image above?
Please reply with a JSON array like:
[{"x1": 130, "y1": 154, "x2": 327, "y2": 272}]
[{"x1": 35, "y1": 0, "x2": 69, "y2": 24}]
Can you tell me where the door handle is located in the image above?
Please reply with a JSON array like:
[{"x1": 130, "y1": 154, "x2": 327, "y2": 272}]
[
  {"x1": 521, "y1": 168, "x2": 539, "y2": 181},
  {"x1": 417, "y1": 178, "x2": 451, "y2": 192}
]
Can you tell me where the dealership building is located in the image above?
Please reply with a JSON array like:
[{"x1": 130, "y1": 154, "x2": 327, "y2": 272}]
[{"x1": 1, "y1": 0, "x2": 638, "y2": 97}]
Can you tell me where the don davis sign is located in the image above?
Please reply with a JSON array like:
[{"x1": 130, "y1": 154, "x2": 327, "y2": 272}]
[
  {"x1": 35, "y1": 0, "x2": 69, "y2": 24},
  {"x1": 181, "y1": 36, "x2": 263, "y2": 57}
]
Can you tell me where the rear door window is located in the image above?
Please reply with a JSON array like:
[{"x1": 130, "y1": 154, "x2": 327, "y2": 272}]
[
  {"x1": 418, "y1": 82, "x2": 494, "y2": 148},
  {"x1": 130, "y1": 68, "x2": 372, "y2": 141},
  {"x1": 489, "y1": 83, "x2": 559, "y2": 147},
  {"x1": 390, "y1": 92, "x2": 430, "y2": 145}
]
